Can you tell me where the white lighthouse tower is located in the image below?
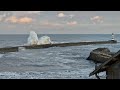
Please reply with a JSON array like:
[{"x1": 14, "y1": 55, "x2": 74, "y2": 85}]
[{"x1": 111, "y1": 33, "x2": 115, "y2": 41}]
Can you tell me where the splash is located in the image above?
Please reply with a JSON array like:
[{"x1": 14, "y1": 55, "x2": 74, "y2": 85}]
[
  {"x1": 27, "y1": 31, "x2": 52, "y2": 45},
  {"x1": 38, "y1": 36, "x2": 52, "y2": 45},
  {"x1": 27, "y1": 31, "x2": 39, "y2": 45}
]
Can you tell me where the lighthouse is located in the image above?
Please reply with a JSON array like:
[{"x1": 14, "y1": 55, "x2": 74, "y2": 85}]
[{"x1": 111, "y1": 33, "x2": 115, "y2": 41}]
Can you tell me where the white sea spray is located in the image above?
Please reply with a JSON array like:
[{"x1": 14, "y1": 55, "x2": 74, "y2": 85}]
[
  {"x1": 27, "y1": 31, "x2": 52, "y2": 45},
  {"x1": 27, "y1": 31, "x2": 39, "y2": 45}
]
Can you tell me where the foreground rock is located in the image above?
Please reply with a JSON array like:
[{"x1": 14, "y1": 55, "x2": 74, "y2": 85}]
[{"x1": 87, "y1": 48, "x2": 115, "y2": 63}]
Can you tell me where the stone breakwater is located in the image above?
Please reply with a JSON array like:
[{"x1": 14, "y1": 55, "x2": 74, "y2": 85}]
[{"x1": 0, "y1": 40, "x2": 117, "y2": 54}]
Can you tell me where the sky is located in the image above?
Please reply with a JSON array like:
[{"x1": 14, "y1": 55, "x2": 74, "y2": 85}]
[{"x1": 0, "y1": 11, "x2": 120, "y2": 34}]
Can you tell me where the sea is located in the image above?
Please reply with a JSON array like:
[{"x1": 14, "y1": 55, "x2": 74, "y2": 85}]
[{"x1": 0, "y1": 34, "x2": 120, "y2": 79}]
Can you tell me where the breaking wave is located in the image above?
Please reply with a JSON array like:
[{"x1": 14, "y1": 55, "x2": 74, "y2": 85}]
[{"x1": 27, "y1": 31, "x2": 52, "y2": 45}]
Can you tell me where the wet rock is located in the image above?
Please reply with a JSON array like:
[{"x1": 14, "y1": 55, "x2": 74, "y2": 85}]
[{"x1": 87, "y1": 48, "x2": 115, "y2": 63}]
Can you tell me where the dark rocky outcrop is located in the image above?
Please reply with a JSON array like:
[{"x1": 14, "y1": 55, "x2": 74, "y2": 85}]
[{"x1": 87, "y1": 48, "x2": 115, "y2": 63}]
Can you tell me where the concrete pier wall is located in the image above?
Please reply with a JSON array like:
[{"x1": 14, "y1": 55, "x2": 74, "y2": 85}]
[{"x1": 0, "y1": 40, "x2": 117, "y2": 53}]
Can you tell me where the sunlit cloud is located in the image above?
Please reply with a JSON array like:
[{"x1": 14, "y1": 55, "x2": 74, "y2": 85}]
[
  {"x1": 18, "y1": 17, "x2": 33, "y2": 23},
  {"x1": 5, "y1": 16, "x2": 18, "y2": 23},
  {"x1": 0, "y1": 17, "x2": 3, "y2": 21},
  {"x1": 66, "y1": 21, "x2": 78, "y2": 25},
  {"x1": 0, "y1": 14, "x2": 6, "y2": 21},
  {"x1": 5, "y1": 16, "x2": 33, "y2": 24},
  {"x1": 58, "y1": 13, "x2": 66, "y2": 18},
  {"x1": 0, "y1": 19, "x2": 2, "y2": 21},
  {"x1": 58, "y1": 13, "x2": 75, "y2": 19},
  {"x1": 90, "y1": 16, "x2": 104, "y2": 24},
  {"x1": 41, "y1": 21, "x2": 63, "y2": 27},
  {"x1": 27, "y1": 11, "x2": 43, "y2": 14}
]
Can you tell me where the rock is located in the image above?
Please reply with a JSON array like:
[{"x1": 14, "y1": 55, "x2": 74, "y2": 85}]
[{"x1": 87, "y1": 48, "x2": 115, "y2": 63}]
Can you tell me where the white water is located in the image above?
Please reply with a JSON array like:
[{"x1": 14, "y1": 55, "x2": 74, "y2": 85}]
[
  {"x1": 38, "y1": 36, "x2": 52, "y2": 45},
  {"x1": 27, "y1": 31, "x2": 52, "y2": 45},
  {"x1": 27, "y1": 31, "x2": 39, "y2": 45}
]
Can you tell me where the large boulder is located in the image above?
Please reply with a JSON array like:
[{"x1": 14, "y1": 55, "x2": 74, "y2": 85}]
[{"x1": 87, "y1": 48, "x2": 115, "y2": 63}]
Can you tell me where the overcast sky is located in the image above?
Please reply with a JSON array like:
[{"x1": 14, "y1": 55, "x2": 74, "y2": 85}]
[{"x1": 0, "y1": 11, "x2": 120, "y2": 34}]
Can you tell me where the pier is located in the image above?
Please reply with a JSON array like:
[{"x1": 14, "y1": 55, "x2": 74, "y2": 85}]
[{"x1": 0, "y1": 40, "x2": 117, "y2": 53}]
